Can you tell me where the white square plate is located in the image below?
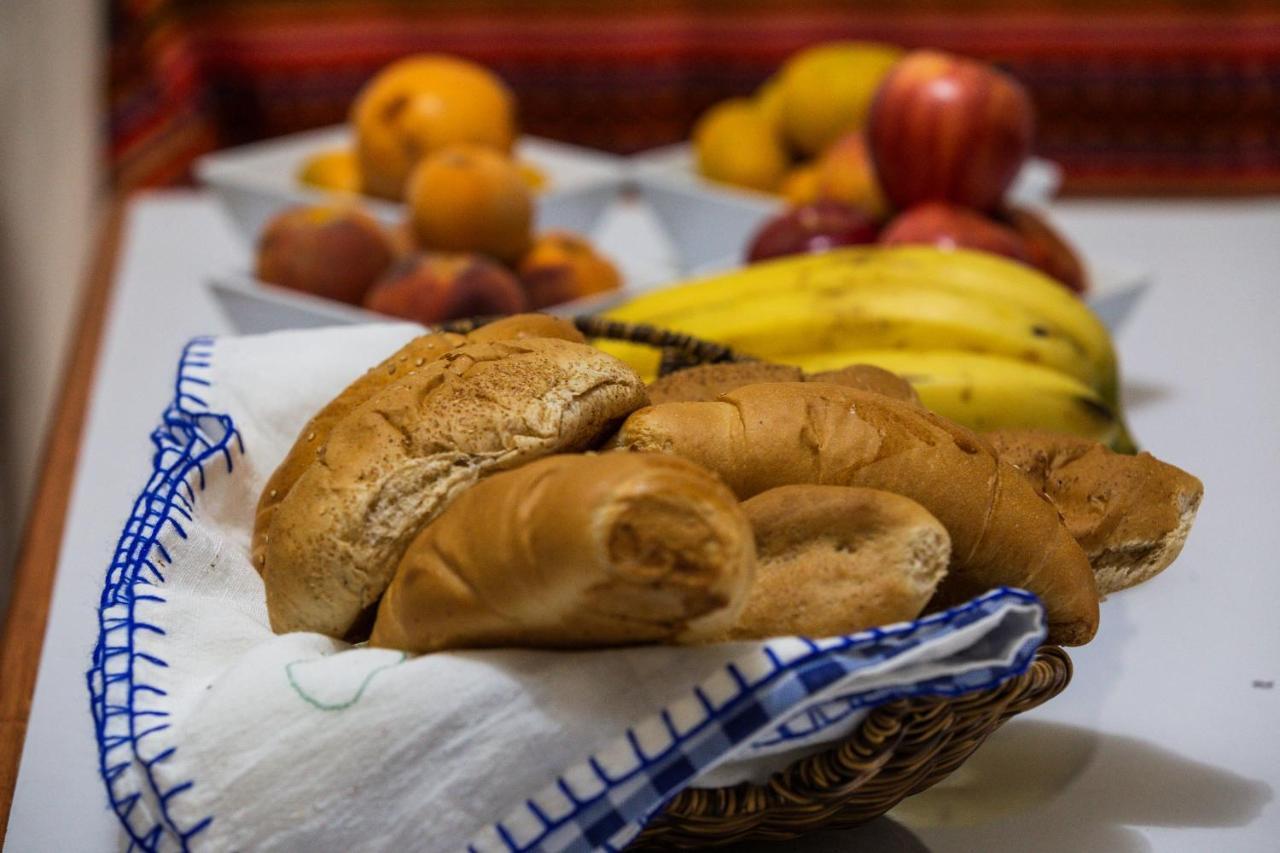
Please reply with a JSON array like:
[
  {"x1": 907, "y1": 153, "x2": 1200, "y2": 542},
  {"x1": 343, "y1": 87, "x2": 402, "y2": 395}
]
[
  {"x1": 631, "y1": 142, "x2": 1062, "y2": 274},
  {"x1": 195, "y1": 125, "x2": 627, "y2": 243}
]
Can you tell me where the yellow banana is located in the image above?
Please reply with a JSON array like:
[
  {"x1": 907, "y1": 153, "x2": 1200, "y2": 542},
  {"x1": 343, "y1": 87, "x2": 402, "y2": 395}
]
[
  {"x1": 606, "y1": 246, "x2": 1119, "y2": 403},
  {"x1": 594, "y1": 337, "x2": 663, "y2": 382},
  {"x1": 790, "y1": 348, "x2": 1120, "y2": 445},
  {"x1": 609, "y1": 278, "x2": 1105, "y2": 392}
]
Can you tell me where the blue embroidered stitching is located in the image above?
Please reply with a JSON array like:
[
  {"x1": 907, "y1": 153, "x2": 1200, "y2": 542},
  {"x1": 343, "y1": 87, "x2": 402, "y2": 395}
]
[{"x1": 87, "y1": 338, "x2": 239, "y2": 852}]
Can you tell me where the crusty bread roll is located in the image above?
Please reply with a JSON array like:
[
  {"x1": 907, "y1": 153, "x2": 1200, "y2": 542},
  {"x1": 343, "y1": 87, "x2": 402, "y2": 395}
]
[
  {"x1": 987, "y1": 429, "x2": 1203, "y2": 595},
  {"x1": 251, "y1": 329, "x2": 465, "y2": 572},
  {"x1": 616, "y1": 382, "x2": 1099, "y2": 645},
  {"x1": 464, "y1": 313, "x2": 585, "y2": 344},
  {"x1": 251, "y1": 314, "x2": 582, "y2": 572},
  {"x1": 725, "y1": 485, "x2": 950, "y2": 640},
  {"x1": 264, "y1": 337, "x2": 648, "y2": 638},
  {"x1": 647, "y1": 363, "x2": 803, "y2": 404},
  {"x1": 807, "y1": 364, "x2": 921, "y2": 405},
  {"x1": 370, "y1": 452, "x2": 756, "y2": 653},
  {"x1": 646, "y1": 361, "x2": 919, "y2": 405}
]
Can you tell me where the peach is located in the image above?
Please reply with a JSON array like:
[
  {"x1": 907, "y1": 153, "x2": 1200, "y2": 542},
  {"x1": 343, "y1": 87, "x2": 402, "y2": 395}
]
[
  {"x1": 386, "y1": 219, "x2": 419, "y2": 260},
  {"x1": 363, "y1": 252, "x2": 528, "y2": 324},
  {"x1": 517, "y1": 231, "x2": 622, "y2": 309},
  {"x1": 255, "y1": 205, "x2": 395, "y2": 304}
]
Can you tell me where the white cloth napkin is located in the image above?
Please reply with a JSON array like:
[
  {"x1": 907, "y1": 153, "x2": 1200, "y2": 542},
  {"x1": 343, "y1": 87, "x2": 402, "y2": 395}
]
[{"x1": 87, "y1": 325, "x2": 1046, "y2": 853}]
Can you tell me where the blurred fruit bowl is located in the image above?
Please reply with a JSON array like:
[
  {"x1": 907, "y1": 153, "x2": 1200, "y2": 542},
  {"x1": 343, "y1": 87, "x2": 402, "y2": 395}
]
[
  {"x1": 632, "y1": 143, "x2": 1062, "y2": 269},
  {"x1": 196, "y1": 125, "x2": 626, "y2": 243}
]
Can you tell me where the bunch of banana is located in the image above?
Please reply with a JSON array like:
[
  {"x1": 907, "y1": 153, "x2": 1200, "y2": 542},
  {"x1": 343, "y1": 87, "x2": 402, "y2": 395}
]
[{"x1": 601, "y1": 246, "x2": 1132, "y2": 448}]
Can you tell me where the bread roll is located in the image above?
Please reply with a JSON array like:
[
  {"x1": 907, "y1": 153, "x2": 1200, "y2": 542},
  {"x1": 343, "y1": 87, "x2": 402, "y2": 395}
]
[
  {"x1": 648, "y1": 363, "x2": 803, "y2": 404},
  {"x1": 726, "y1": 485, "x2": 949, "y2": 640},
  {"x1": 465, "y1": 313, "x2": 585, "y2": 344},
  {"x1": 987, "y1": 429, "x2": 1204, "y2": 595},
  {"x1": 807, "y1": 364, "x2": 921, "y2": 405},
  {"x1": 616, "y1": 382, "x2": 1099, "y2": 645},
  {"x1": 370, "y1": 453, "x2": 755, "y2": 653},
  {"x1": 264, "y1": 337, "x2": 648, "y2": 638},
  {"x1": 251, "y1": 314, "x2": 582, "y2": 572},
  {"x1": 646, "y1": 362, "x2": 919, "y2": 405}
]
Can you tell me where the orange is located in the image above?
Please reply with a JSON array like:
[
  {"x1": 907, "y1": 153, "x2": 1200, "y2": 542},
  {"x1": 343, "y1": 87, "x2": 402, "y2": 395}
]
[
  {"x1": 779, "y1": 42, "x2": 903, "y2": 157},
  {"x1": 297, "y1": 148, "x2": 362, "y2": 193},
  {"x1": 812, "y1": 132, "x2": 890, "y2": 220},
  {"x1": 755, "y1": 75, "x2": 786, "y2": 130},
  {"x1": 407, "y1": 145, "x2": 533, "y2": 265},
  {"x1": 352, "y1": 54, "x2": 517, "y2": 200},
  {"x1": 693, "y1": 99, "x2": 789, "y2": 193}
]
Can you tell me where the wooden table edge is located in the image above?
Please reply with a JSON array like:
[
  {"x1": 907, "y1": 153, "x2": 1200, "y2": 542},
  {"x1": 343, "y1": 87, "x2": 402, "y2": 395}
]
[{"x1": 0, "y1": 199, "x2": 127, "y2": 840}]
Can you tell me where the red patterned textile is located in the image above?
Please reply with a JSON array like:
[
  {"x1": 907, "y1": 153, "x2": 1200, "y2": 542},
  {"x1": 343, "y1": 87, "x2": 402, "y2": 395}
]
[{"x1": 109, "y1": 0, "x2": 1280, "y2": 194}]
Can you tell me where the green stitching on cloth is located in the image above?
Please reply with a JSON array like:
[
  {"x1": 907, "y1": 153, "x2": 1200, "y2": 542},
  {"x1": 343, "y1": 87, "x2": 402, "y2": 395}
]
[{"x1": 286, "y1": 652, "x2": 408, "y2": 711}]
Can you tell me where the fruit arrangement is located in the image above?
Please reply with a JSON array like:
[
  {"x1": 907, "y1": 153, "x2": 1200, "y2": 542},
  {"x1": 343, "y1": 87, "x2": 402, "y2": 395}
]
[
  {"x1": 603, "y1": 246, "x2": 1133, "y2": 449},
  {"x1": 254, "y1": 193, "x2": 620, "y2": 323},
  {"x1": 253, "y1": 54, "x2": 622, "y2": 322},
  {"x1": 298, "y1": 54, "x2": 546, "y2": 200},
  {"x1": 693, "y1": 43, "x2": 1087, "y2": 295}
]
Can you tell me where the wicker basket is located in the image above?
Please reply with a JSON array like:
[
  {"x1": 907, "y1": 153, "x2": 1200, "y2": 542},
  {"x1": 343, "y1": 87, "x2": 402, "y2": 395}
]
[{"x1": 439, "y1": 314, "x2": 1074, "y2": 848}]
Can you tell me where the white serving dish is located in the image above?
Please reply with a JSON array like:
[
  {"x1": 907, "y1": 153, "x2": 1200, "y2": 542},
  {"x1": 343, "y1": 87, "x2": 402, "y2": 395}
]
[
  {"x1": 631, "y1": 143, "x2": 1062, "y2": 275},
  {"x1": 195, "y1": 125, "x2": 627, "y2": 243},
  {"x1": 209, "y1": 271, "x2": 631, "y2": 336},
  {"x1": 631, "y1": 142, "x2": 1062, "y2": 211}
]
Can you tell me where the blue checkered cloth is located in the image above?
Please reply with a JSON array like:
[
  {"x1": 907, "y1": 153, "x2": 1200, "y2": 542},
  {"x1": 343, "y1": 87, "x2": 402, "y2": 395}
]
[{"x1": 470, "y1": 589, "x2": 1044, "y2": 852}]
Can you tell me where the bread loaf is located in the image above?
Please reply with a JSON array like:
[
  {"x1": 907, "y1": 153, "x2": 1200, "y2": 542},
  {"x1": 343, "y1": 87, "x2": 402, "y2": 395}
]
[
  {"x1": 370, "y1": 452, "x2": 755, "y2": 652},
  {"x1": 987, "y1": 429, "x2": 1203, "y2": 595},
  {"x1": 251, "y1": 314, "x2": 582, "y2": 571},
  {"x1": 647, "y1": 363, "x2": 803, "y2": 404},
  {"x1": 806, "y1": 363, "x2": 921, "y2": 405},
  {"x1": 646, "y1": 361, "x2": 919, "y2": 405},
  {"x1": 464, "y1": 313, "x2": 585, "y2": 344},
  {"x1": 725, "y1": 485, "x2": 949, "y2": 640},
  {"x1": 616, "y1": 382, "x2": 1099, "y2": 645},
  {"x1": 264, "y1": 337, "x2": 648, "y2": 638}
]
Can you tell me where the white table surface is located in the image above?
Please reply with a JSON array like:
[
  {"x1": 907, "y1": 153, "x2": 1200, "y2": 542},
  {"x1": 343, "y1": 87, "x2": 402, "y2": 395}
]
[{"x1": 6, "y1": 191, "x2": 1280, "y2": 852}]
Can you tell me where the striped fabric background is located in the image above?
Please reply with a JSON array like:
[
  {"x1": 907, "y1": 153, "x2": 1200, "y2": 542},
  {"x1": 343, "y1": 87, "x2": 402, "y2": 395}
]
[{"x1": 109, "y1": 0, "x2": 1280, "y2": 194}]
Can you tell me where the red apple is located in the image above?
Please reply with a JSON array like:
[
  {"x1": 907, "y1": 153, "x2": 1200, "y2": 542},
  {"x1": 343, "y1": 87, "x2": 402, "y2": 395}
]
[
  {"x1": 363, "y1": 252, "x2": 528, "y2": 324},
  {"x1": 999, "y1": 206, "x2": 1089, "y2": 294},
  {"x1": 746, "y1": 200, "x2": 879, "y2": 263},
  {"x1": 879, "y1": 202, "x2": 1030, "y2": 262},
  {"x1": 869, "y1": 50, "x2": 1034, "y2": 212}
]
